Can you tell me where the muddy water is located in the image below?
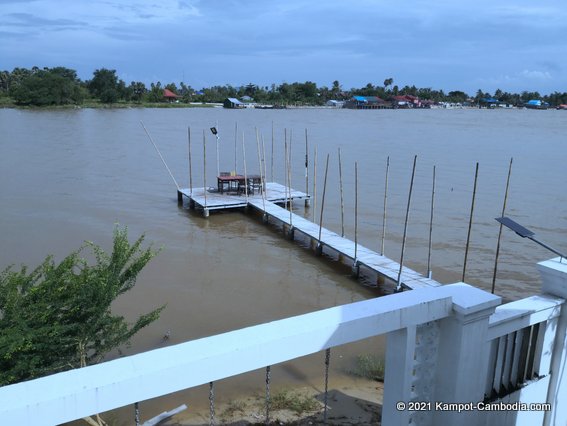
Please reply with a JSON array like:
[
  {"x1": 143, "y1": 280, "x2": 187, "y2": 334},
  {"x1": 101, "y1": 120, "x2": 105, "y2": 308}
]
[{"x1": 1, "y1": 107, "x2": 566, "y2": 422}]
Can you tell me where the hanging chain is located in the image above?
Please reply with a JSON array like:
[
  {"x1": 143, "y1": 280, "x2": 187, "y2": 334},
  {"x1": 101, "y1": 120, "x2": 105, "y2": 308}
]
[
  {"x1": 134, "y1": 402, "x2": 140, "y2": 426},
  {"x1": 209, "y1": 381, "x2": 215, "y2": 426},
  {"x1": 265, "y1": 365, "x2": 271, "y2": 425},
  {"x1": 324, "y1": 348, "x2": 331, "y2": 425}
]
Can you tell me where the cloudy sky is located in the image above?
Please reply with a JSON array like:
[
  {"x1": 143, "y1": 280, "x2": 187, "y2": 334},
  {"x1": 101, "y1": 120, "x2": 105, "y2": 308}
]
[{"x1": 2, "y1": 0, "x2": 566, "y2": 95}]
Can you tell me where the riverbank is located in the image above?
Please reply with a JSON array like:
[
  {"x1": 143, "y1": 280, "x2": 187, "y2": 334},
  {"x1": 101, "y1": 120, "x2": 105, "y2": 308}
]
[{"x1": 0, "y1": 98, "x2": 220, "y2": 109}]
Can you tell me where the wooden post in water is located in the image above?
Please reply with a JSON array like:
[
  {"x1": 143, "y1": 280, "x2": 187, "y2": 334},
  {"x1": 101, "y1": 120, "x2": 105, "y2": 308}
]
[
  {"x1": 188, "y1": 127, "x2": 195, "y2": 209},
  {"x1": 203, "y1": 130, "x2": 208, "y2": 217},
  {"x1": 287, "y1": 138, "x2": 294, "y2": 237},
  {"x1": 242, "y1": 131, "x2": 249, "y2": 202},
  {"x1": 304, "y1": 128, "x2": 310, "y2": 207},
  {"x1": 316, "y1": 154, "x2": 330, "y2": 256},
  {"x1": 353, "y1": 161, "x2": 359, "y2": 277},
  {"x1": 381, "y1": 156, "x2": 390, "y2": 256},
  {"x1": 215, "y1": 120, "x2": 220, "y2": 178},
  {"x1": 271, "y1": 121, "x2": 274, "y2": 182},
  {"x1": 256, "y1": 128, "x2": 267, "y2": 221},
  {"x1": 462, "y1": 162, "x2": 479, "y2": 283},
  {"x1": 234, "y1": 122, "x2": 238, "y2": 173},
  {"x1": 396, "y1": 155, "x2": 418, "y2": 292},
  {"x1": 338, "y1": 148, "x2": 345, "y2": 238},
  {"x1": 313, "y1": 145, "x2": 318, "y2": 222},
  {"x1": 491, "y1": 157, "x2": 513, "y2": 294},
  {"x1": 261, "y1": 134, "x2": 267, "y2": 193},
  {"x1": 427, "y1": 165, "x2": 436, "y2": 278}
]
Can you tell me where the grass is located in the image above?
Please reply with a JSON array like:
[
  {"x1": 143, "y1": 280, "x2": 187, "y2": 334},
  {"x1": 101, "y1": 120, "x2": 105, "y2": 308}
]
[
  {"x1": 271, "y1": 389, "x2": 320, "y2": 415},
  {"x1": 349, "y1": 354, "x2": 385, "y2": 382},
  {"x1": 220, "y1": 399, "x2": 248, "y2": 421}
]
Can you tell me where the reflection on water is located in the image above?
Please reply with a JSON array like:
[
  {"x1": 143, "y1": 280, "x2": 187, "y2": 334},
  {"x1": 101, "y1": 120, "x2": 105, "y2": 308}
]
[{"x1": 1, "y1": 107, "x2": 566, "y2": 421}]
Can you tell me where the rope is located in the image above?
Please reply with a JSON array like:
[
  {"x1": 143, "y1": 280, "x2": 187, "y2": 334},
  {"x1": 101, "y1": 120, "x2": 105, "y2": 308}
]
[
  {"x1": 140, "y1": 121, "x2": 180, "y2": 190},
  {"x1": 265, "y1": 366, "x2": 271, "y2": 424},
  {"x1": 209, "y1": 381, "x2": 215, "y2": 426},
  {"x1": 324, "y1": 348, "x2": 331, "y2": 425}
]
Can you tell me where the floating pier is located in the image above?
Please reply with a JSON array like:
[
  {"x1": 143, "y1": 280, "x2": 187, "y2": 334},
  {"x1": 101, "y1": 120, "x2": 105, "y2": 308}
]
[{"x1": 177, "y1": 184, "x2": 440, "y2": 291}]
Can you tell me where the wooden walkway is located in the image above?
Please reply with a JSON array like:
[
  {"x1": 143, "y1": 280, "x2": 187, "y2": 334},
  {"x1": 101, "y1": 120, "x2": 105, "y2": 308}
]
[
  {"x1": 178, "y1": 182, "x2": 440, "y2": 291},
  {"x1": 247, "y1": 199, "x2": 441, "y2": 291}
]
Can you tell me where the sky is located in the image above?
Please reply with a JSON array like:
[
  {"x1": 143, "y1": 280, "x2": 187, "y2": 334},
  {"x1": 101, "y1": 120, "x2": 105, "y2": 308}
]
[{"x1": 1, "y1": 0, "x2": 567, "y2": 95}]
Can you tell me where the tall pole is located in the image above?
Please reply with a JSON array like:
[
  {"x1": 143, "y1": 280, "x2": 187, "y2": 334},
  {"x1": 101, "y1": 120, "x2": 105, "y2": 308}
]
[
  {"x1": 318, "y1": 154, "x2": 330, "y2": 246},
  {"x1": 242, "y1": 132, "x2": 248, "y2": 201},
  {"x1": 215, "y1": 120, "x2": 220, "y2": 177},
  {"x1": 305, "y1": 129, "x2": 309, "y2": 206},
  {"x1": 354, "y1": 161, "x2": 359, "y2": 262},
  {"x1": 271, "y1": 121, "x2": 274, "y2": 182},
  {"x1": 188, "y1": 127, "x2": 193, "y2": 195},
  {"x1": 338, "y1": 148, "x2": 345, "y2": 237},
  {"x1": 381, "y1": 156, "x2": 389, "y2": 256},
  {"x1": 234, "y1": 122, "x2": 238, "y2": 172},
  {"x1": 396, "y1": 155, "x2": 418, "y2": 292},
  {"x1": 491, "y1": 158, "x2": 513, "y2": 294},
  {"x1": 261, "y1": 134, "x2": 267, "y2": 192},
  {"x1": 287, "y1": 139, "x2": 293, "y2": 226},
  {"x1": 426, "y1": 165, "x2": 436, "y2": 278},
  {"x1": 256, "y1": 128, "x2": 266, "y2": 212},
  {"x1": 203, "y1": 130, "x2": 207, "y2": 208},
  {"x1": 313, "y1": 145, "x2": 318, "y2": 222},
  {"x1": 462, "y1": 162, "x2": 479, "y2": 283}
]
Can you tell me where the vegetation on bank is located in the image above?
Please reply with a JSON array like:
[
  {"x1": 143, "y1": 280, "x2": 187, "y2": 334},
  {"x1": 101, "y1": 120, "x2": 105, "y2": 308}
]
[
  {"x1": 2, "y1": 66, "x2": 567, "y2": 108},
  {"x1": 0, "y1": 227, "x2": 164, "y2": 386}
]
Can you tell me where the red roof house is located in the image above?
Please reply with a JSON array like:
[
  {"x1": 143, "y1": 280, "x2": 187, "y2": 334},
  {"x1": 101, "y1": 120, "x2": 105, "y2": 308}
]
[{"x1": 163, "y1": 89, "x2": 180, "y2": 102}]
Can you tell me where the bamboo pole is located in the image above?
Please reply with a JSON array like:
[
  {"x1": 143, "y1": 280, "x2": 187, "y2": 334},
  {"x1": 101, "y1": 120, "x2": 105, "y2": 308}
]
[
  {"x1": 271, "y1": 121, "x2": 274, "y2": 182},
  {"x1": 491, "y1": 157, "x2": 513, "y2": 294},
  {"x1": 426, "y1": 165, "x2": 436, "y2": 278},
  {"x1": 313, "y1": 145, "x2": 318, "y2": 222},
  {"x1": 141, "y1": 121, "x2": 180, "y2": 190},
  {"x1": 215, "y1": 120, "x2": 220, "y2": 178},
  {"x1": 462, "y1": 162, "x2": 479, "y2": 283},
  {"x1": 256, "y1": 128, "x2": 266, "y2": 213},
  {"x1": 381, "y1": 156, "x2": 390, "y2": 256},
  {"x1": 287, "y1": 139, "x2": 293, "y2": 227},
  {"x1": 354, "y1": 161, "x2": 359, "y2": 262},
  {"x1": 317, "y1": 154, "x2": 330, "y2": 253},
  {"x1": 241, "y1": 131, "x2": 249, "y2": 202},
  {"x1": 261, "y1": 133, "x2": 267, "y2": 192},
  {"x1": 188, "y1": 127, "x2": 193, "y2": 195},
  {"x1": 396, "y1": 155, "x2": 418, "y2": 292},
  {"x1": 305, "y1": 129, "x2": 310, "y2": 206},
  {"x1": 338, "y1": 148, "x2": 345, "y2": 238},
  {"x1": 203, "y1": 130, "x2": 208, "y2": 211},
  {"x1": 234, "y1": 122, "x2": 238, "y2": 173}
]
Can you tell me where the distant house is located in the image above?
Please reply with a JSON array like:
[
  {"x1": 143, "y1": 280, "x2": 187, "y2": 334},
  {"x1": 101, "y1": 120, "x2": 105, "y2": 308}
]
[
  {"x1": 391, "y1": 95, "x2": 421, "y2": 108},
  {"x1": 163, "y1": 89, "x2": 180, "y2": 102},
  {"x1": 525, "y1": 99, "x2": 549, "y2": 110},
  {"x1": 479, "y1": 97, "x2": 499, "y2": 108},
  {"x1": 326, "y1": 100, "x2": 344, "y2": 108},
  {"x1": 345, "y1": 95, "x2": 387, "y2": 109},
  {"x1": 224, "y1": 98, "x2": 245, "y2": 109}
]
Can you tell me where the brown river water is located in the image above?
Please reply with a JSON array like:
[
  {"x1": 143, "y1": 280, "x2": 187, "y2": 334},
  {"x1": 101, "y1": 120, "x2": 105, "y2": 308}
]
[{"x1": 1, "y1": 107, "x2": 566, "y2": 423}]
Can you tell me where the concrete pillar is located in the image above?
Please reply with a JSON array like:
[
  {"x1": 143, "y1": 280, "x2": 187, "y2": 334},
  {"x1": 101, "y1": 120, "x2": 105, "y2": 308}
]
[
  {"x1": 202, "y1": 208, "x2": 209, "y2": 218},
  {"x1": 304, "y1": 198, "x2": 311, "y2": 207},
  {"x1": 351, "y1": 261, "x2": 360, "y2": 278},
  {"x1": 432, "y1": 283, "x2": 501, "y2": 426},
  {"x1": 538, "y1": 258, "x2": 567, "y2": 426},
  {"x1": 177, "y1": 190, "x2": 183, "y2": 205},
  {"x1": 315, "y1": 242, "x2": 323, "y2": 256}
]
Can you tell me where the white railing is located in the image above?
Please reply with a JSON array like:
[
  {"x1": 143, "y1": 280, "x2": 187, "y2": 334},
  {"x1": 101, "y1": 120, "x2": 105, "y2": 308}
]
[{"x1": 0, "y1": 258, "x2": 566, "y2": 426}]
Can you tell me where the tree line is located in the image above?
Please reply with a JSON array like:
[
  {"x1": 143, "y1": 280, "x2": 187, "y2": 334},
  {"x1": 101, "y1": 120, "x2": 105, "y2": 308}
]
[{"x1": 1, "y1": 66, "x2": 567, "y2": 107}]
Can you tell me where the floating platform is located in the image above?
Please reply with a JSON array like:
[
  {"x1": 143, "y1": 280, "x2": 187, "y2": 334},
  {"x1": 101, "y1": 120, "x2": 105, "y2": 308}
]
[{"x1": 178, "y1": 182, "x2": 310, "y2": 214}]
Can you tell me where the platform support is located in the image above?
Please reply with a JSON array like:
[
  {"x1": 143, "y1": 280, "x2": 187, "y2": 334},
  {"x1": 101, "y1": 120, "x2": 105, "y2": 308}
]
[
  {"x1": 351, "y1": 261, "x2": 360, "y2": 278},
  {"x1": 203, "y1": 208, "x2": 210, "y2": 218},
  {"x1": 262, "y1": 213, "x2": 269, "y2": 224},
  {"x1": 304, "y1": 198, "x2": 311, "y2": 207},
  {"x1": 315, "y1": 242, "x2": 323, "y2": 256},
  {"x1": 177, "y1": 190, "x2": 183, "y2": 205},
  {"x1": 189, "y1": 199, "x2": 195, "y2": 210}
]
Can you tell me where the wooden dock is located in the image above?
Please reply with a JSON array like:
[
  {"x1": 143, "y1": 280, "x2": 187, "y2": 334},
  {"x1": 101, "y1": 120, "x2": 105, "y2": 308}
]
[{"x1": 178, "y1": 183, "x2": 440, "y2": 291}]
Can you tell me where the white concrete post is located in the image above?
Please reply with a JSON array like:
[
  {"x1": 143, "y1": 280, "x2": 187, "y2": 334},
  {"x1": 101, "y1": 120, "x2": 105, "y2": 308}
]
[
  {"x1": 538, "y1": 258, "x2": 567, "y2": 426},
  {"x1": 382, "y1": 326, "x2": 417, "y2": 425},
  {"x1": 432, "y1": 283, "x2": 501, "y2": 426}
]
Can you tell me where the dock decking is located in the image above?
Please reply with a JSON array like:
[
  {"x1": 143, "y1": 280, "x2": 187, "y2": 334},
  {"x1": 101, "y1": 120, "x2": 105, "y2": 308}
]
[{"x1": 178, "y1": 182, "x2": 440, "y2": 291}]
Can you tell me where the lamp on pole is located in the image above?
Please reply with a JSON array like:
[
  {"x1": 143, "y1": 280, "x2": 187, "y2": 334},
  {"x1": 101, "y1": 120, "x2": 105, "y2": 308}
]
[{"x1": 495, "y1": 217, "x2": 566, "y2": 261}]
